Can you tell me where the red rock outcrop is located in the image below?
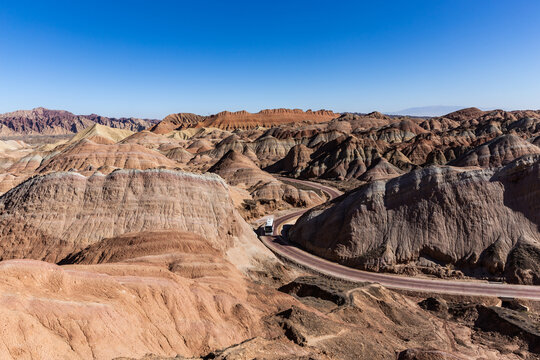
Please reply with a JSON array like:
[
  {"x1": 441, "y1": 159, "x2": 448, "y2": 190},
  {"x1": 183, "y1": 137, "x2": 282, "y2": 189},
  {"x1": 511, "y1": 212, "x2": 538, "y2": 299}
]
[
  {"x1": 199, "y1": 109, "x2": 338, "y2": 130},
  {"x1": 154, "y1": 109, "x2": 339, "y2": 132}
]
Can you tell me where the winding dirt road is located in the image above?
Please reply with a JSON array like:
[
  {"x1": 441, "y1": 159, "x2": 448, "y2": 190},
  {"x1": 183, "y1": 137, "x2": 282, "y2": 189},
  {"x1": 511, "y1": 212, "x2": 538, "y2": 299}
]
[{"x1": 260, "y1": 177, "x2": 540, "y2": 300}]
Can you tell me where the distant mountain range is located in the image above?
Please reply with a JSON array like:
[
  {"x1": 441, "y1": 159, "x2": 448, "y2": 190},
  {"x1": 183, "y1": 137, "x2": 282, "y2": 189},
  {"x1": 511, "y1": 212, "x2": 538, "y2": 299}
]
[{"x1": 0, "y1": 107, "x2": 159, "y2": 136}]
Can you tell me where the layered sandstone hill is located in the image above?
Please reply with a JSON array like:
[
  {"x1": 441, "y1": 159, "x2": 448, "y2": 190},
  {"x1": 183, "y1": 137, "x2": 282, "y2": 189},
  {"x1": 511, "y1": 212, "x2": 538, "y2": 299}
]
[
  {"x1": 3, "y1": 107, "x2": 539, "y2": 184},
  {"x1": 186, "y1": 138, "x2": 214, "y2": 153},
  {"x1": 0, "y1": 140, "x2": 41, "y2": 194},
  {"x1": 209, "y1": 150, "x2": 325, "y2": 216},
  {"x1": 1, "y1": 256, "x2": 523, "y2": 359},
  {"x1": 84, "y1": 113, "x2": 158, "y2": 131},
  {"x1": 153, "y1": 109, "x2": 339, "y2": 132},
  {"x1": 36, "y1": 139, "x2": 179, "y2": 174},
  {"x1": 0, "y1": 139, "x2": 33, "y2": 169},
  {"x1": 0, "y1": 173, "x2": 26, "y2": 195},
  {"x1": 0, "y1": 238, "x2": 293, "y2": 359},
  {"x1": 266, "y1": 144, "x2": 314, "y2": 177},
  {"x1": 61, "y1": 230, "x2": 222, "y2": 265},
  {"x1": 66, "y1": 123, "x2": 134, "y2": 145},
  {"x1": 0, "y1": 169, "x2": 274, "y2": 270},
  {"x1": 290, "y1": 155, "x2": 540, "y2": 284},
  {"x1": 0, "y1": 107, "x2": 157, "y2": 135},
  {"x1": 295, "y1": 136, "x2": 385, "y2": 180},
  {"x1": 163, "y1": 146, "x2": 194, "y2": 163},
  {"x1": 330, "y1": 112, "x2": 401, "y2": 130},
  {"x1": 0, "y1": 153, "x2": 43, "y2": 193},
  {"x1": 0, "y1": 139, "x2": 29, "y2": 153},
  {"x1": 451, "y1": 134, "x2": 540, "y2": 168},
  {"x1": 119, "y1": 130, "x2": 183, "y2": 150}
]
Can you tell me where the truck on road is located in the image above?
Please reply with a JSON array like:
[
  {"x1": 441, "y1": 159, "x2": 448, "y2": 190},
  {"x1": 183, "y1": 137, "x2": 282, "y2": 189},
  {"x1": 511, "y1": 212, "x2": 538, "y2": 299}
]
[{"x1": 264, "y1": 218, "x2": 274, "y2": 235}]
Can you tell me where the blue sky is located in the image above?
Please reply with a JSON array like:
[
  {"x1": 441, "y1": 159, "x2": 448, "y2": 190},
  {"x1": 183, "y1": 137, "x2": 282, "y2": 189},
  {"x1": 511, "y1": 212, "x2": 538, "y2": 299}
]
[{"x1": 1, "y1": 0, "x2": 539, "y2": 118}]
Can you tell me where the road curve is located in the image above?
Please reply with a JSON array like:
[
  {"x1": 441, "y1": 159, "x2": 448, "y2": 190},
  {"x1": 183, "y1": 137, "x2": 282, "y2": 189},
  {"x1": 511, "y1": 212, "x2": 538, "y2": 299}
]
[{"x1": 261, "y1": 177, "x2": 540, "y2": 300}]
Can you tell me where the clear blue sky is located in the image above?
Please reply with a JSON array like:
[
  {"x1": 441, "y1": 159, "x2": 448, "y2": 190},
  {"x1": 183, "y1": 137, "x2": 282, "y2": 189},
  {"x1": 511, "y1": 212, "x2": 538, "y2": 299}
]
[{"x1": 1, "y1": 0, "x2": 539, "y2": 119}]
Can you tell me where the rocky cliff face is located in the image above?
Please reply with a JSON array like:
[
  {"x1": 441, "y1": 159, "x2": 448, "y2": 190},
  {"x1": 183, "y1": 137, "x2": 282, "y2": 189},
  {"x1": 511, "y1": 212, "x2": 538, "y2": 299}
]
[
  {"x1": 0, "y1": 169, "x2": 274, "y2": 270},
  {"x1": 290, "y1": 154, "x2": 540, "y2": 284}
]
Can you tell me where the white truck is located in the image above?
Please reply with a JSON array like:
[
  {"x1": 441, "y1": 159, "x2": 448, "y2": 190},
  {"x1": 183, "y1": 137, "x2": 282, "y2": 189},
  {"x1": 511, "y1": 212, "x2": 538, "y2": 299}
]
[{"x1": 264, "y1": 218, "x2": 274, "y2": 235}]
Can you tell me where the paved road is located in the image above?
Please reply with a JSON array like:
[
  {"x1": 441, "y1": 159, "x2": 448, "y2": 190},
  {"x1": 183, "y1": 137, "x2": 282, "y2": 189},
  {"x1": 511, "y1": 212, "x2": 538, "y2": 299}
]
[{"x1": 261, "y1": 177, "x2": 540, "y2": 300}]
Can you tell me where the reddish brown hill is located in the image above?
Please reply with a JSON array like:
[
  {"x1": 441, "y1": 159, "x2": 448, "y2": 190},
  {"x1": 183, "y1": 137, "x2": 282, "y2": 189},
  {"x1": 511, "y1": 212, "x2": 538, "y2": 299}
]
[
  {"x1": 443, "y1": 107, "x2": 486, "y2": 121},
  {"x1": 357, "y1": 157, "x2": 403, "y2": 182},
  {"x1": 149, "y1": 113, "x2": 205, "y2": 134},
  {"x1": 365, "y1": 111, "x2": 390, "y2": 120},
  {"x1": 60, "y1": 230, "x2": 225, "y2": 269}
]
